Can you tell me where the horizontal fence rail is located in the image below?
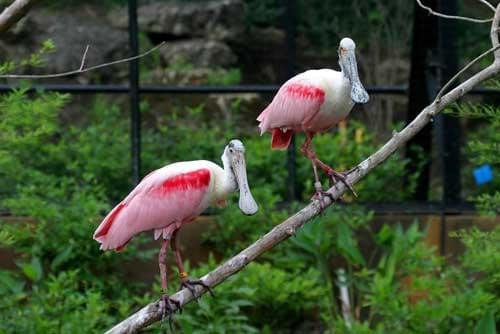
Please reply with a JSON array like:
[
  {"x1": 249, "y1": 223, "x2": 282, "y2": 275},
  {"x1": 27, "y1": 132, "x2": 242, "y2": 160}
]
[{"x1": 0, "y1": 83, "x2": 498, "y2": 95}]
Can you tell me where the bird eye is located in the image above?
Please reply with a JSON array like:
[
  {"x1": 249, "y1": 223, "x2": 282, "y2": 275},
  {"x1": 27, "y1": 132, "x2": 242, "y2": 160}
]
[{"x1": 229, "y1": 148, "x2": 234, "y2": 154}]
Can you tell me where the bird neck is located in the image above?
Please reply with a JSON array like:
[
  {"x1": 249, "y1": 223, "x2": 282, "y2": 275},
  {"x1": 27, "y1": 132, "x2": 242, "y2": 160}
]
[{"x1": 218, "y1": 153, "x2": 237, "y2": 198}]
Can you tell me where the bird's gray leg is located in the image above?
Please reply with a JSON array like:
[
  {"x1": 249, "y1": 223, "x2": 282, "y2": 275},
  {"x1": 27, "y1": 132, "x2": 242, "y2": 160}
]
[
  {"x1": 158, "y1": 239, "x2": 180, "y2": 330},
  {"x1": 171, "y1": 230, "x2": 214, "y2": 298}
]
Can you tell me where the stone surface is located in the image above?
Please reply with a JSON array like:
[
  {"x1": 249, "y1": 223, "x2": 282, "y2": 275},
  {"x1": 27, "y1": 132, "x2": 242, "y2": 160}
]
[
  {"x1": 110, "y1": 0, "x2": 244, "y2": 41},
  {"x1": 160, "y1": 39, "x2": 236, "y2": 68},
  {"x1": 0, "y1": 9, "x2": 129, "y2": 83}
]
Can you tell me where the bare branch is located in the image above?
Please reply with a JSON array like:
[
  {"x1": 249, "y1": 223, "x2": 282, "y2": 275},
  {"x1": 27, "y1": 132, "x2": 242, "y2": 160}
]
[
  {"x1": 436, "y1": 44, "x2": 500, "y2": 102},
  {"x1": 491, "y1": 4, "x2": 500, "y2": 59},
  {"x1": 105, "y1": 5, "x2": 500, "y2": 334},
  {"x1": 477, "y1": 0, "x2": 496, "y2": 13},
  {"x1": 79, "y1": 45, "x2": 90, "y2": 71},
  {"x1": 0, "y1": 41, "x2": 166, "y2": 79},
  {"x1": 0, "y1": 0, "x2": 37, "y2": 34},
  {"x1": 415, "y1": 0, "x2": 493, "y2": 23}
]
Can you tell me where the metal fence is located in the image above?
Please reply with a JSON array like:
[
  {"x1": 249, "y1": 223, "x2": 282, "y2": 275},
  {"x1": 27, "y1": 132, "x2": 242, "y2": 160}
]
[{"x1": 0, "y1": 0, "x2": 495, "y2": 216}]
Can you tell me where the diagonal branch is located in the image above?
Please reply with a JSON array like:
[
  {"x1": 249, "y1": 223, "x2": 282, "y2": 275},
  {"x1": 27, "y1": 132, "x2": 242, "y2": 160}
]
[
  {"x1": 105, "y1": 4, "x2": 500, "y2": 334},
  {"x1": 0, "y1": 0, "x2": 37, "y2": 34},
  {"x1": 0, "y1": 42, "x2": 166, "y2": 79}
]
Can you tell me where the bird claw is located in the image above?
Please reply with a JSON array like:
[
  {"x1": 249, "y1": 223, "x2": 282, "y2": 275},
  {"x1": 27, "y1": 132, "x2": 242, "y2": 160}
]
[
  {"x1": 326, "y1": 169, "x2": 357, "y2": 198},
  {"x1": 311, "y1": 181, "x2": 335, "y2": 209},
  {"x1": 180, "y1": 278, "x2": 215, "y2": 299},
  {"x1": 159, "y1": 294, "x2": 181, "y2": 332}
]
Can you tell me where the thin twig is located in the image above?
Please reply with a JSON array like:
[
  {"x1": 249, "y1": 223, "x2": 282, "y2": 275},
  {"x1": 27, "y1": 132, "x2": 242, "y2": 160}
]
[
  {"x1": 477, "y1": 0, "x2": 496, "y2": 13},
  {"x1": 436, "y1": 44, "x2": 500, "y2": 102},
  {"x1": 416, "y1": 0, "x2": 493, "y2": 23},
  {"x1": 0, "y1": 41, "x2": 166, "y2": 79},
  {"x1": 79, "y1": 45, "x2": 90, "y2": 71}
]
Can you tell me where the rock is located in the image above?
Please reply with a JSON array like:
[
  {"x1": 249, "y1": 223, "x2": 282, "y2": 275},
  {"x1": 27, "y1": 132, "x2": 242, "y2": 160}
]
[
  {"x1": 160, "y1": 39, "x2": 236, "y2": 68},
  {"x1": 1, "y1": 10, "x2": 129, "y2": 83},
  {"x1": 110, "y1": 0, "x2": 244, "y2": 41}
]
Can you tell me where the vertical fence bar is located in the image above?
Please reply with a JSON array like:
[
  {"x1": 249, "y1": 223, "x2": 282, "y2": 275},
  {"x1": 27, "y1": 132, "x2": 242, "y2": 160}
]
[
  {"x1": 439, "y1": 0, "x2": 461, "y2": 204},
  {"x1": 128, "y1": 0, "x2": 141, "y2": 186},
  {"x1": 405, "y1": 0, "x2": 438, "y2": 200},
  {"x1": 438, "y1": 0, "x2": 459, "y2": 255},
  {"x1": 284, "y1": 0, "x2": 297, "y2": 201}
]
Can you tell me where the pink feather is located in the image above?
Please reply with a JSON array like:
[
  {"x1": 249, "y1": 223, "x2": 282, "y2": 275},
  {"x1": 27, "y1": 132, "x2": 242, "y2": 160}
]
[
  {"x1": 93, "y1": 168, "x2": 211, "y2": 251},
  {"x1": 257, "y1": 81, "x2": 325, "y2": 134}
]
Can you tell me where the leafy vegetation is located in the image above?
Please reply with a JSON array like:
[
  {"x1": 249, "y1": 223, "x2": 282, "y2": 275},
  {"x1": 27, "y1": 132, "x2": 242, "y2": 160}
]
[
  {"x1": 446, "y1": 90, "x2": 500, "y2": 216},
  {"x1": 0, "y1": 83, "x2": 498, "y2": 333}
]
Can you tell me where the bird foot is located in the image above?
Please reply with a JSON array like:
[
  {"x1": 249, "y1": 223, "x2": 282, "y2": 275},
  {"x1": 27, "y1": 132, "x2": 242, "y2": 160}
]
[
  {"x1": 311, "y1": 181, "x2": 335, "y2": 209},
  {"x1": 158, "y1": 294, "x2": 181, "y2": 331},
  {"x1": 180, "y1": 278, "x2": 214, "y2": 299},
  {"x1": 325, "y1": 169, "x2": 357, "y2": 198}
]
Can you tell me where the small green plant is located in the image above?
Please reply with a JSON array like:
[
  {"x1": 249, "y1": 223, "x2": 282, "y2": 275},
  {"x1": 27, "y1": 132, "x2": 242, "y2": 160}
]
[
  {"x1": 0, "y1": 39, "x2": 55, "y2": 75},
  {"x1": 446, "y1": 94, "x2": 500, "y2": 216}
]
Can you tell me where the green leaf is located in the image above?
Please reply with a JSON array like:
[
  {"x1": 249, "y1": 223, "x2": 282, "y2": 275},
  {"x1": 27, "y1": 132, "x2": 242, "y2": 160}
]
[
  {"x1": 51, "y1": 245, "x2": 74, "y2": 270},
  {"x1": 336, "y1": 222, "x2": 365, "y2": 265},
  {"x1": 18, "y1": 257, "x2": 43, "y2": 282},
  {"x1": 476, "y1": 311, "x2": 496, "y2": 334}
]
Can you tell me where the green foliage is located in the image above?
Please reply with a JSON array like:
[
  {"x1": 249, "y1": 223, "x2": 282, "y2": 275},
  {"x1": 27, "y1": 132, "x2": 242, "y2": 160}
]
[
  {"x1": 0, "y1": 84, "x2": 497, "y2": 334},
  {"x1": 0, "y1": 39, "x2": 55, "y2": 75},
  {"x1": 206, "y1": 68, "x2": 242, "y2": 86},
  {"x1": 445, "y1": 98, "x2": 499, "y2": 217},
  {"x1": 172, "y1": 257, "x2": 327, "y2": 333},
  {"x1": 0, "y1": 269, "x2": 133, "y2": 333}
]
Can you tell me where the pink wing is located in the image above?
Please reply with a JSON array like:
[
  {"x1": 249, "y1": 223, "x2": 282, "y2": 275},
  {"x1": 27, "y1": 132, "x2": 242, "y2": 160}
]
[
  {"x1": 257, "y1": 81, "x2": 325, "y2": 134},
  {"x1": 93, "y1": 168, "x2": 211, "y2": 251}
]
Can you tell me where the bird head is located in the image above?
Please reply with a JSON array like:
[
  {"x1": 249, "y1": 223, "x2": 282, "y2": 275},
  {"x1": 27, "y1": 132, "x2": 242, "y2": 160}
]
[
  {"x1": 338, "y1": 37, "x2": 369, "y2": 104},
  {"x1": 223, "y1": 139, "x2": 258, "y2": 215}
]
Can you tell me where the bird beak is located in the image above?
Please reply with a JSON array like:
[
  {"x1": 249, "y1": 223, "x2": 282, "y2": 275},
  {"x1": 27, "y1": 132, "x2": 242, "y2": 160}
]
[
  {"x1": 231, "y1": 152, "x2": 258, "y2": 215},
  {"x1": 341, "y1": 50, "x2": 369, "y2": 104}
]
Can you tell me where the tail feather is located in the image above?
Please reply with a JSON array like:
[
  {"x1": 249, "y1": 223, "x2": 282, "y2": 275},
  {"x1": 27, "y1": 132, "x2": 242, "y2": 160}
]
[
  {"x1": 271, "y1": 128, "x2": 294, "y2": 150},
  {"x1": 94, "y1": 202, "x2": 128, "y2": 251}
]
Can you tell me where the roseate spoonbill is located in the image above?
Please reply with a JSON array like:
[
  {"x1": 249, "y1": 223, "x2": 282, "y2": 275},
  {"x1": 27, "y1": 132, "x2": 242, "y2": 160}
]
[
  {"x1": 257, "y1": 37, "x2": 369, "y2": 198},
  {"x1": 93, "y1": 139, "x2": 258, "y2": 314}
]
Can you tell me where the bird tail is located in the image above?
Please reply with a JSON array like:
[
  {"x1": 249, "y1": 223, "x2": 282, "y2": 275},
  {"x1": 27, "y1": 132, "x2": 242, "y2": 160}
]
[
  {"x1": 93, "y1": 202, "x2": 130, "y2": 252},
  {"x1": 271, "y1": 128, "x2": 294, "y2": 150}
]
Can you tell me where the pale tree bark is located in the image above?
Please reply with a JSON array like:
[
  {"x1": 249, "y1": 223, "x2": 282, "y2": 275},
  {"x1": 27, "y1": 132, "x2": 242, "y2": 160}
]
[
  {"x1": 0, "y1": 0, "x2": 37, "y2": 34},
  {"x1": 106, "y1": 3, "x2": 500, "y2": 333}
]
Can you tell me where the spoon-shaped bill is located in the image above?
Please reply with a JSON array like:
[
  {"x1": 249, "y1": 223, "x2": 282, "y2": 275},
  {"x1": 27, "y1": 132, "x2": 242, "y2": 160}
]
[
  {"x1": 342, "y1": 51, "x2": 369, "y2": 104},
  {"x1": 231, "y1": 153, "x2": 258, "y2": 215}
]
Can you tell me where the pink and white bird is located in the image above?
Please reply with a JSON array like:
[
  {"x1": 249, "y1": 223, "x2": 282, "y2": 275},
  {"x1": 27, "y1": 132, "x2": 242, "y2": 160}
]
[
  {"x1": 93, "y1": 139, "x2": 258, "y2": 311},
  {"x1": 257, "y1": 37, "x2": 369, "y2": 197}
]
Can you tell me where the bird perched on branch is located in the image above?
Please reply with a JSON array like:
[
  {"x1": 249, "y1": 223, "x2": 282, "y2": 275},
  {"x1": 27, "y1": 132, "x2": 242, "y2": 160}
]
[
  {"x1": 93, "y1": 139, "x2": 258, "y2": 316},
  {"x1": 257, "y1": 37, "x2": 369, "y2": 199}
]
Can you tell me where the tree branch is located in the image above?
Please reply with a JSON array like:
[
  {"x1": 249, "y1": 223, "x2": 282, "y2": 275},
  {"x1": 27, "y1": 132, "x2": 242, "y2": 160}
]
[
  {"x1": 477, "y1": 0, "x2": 496, "y2": 13},
  {"x1": 0, "y1": 0, "x2": 37, "y2": 34},
  {"x1": 435, "y1": 44, "x2": 500, "y2": 102},
  {"x1": 105, "y1": 4, "x2": 500, "y2": 334},
  {"x1": 0, "y1": 42, "x2": 166, "y2": 79},
  {"x1": 415, "y1": 0, "x2": 493, "y2": 23}
]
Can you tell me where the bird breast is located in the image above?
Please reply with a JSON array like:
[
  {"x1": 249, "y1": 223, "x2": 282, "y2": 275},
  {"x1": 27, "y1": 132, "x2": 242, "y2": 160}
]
[{"x1": 304, "y1": 69, "x2": 355, "y2": 131}]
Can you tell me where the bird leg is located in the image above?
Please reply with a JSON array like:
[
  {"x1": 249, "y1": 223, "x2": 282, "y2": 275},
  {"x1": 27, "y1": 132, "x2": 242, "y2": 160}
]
[
  {"x1": 301, "y1": 133, "x2": 335, "y2": 204},
  {"x1": 300, "y1": 133, "x2": 357, "y2": 198},
  {"x1": 158, "y1": 239, "x2": 180, "y2": 329},
  {"x1": 171, "y1": 232, "x2": 214, "y2": 299}
]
